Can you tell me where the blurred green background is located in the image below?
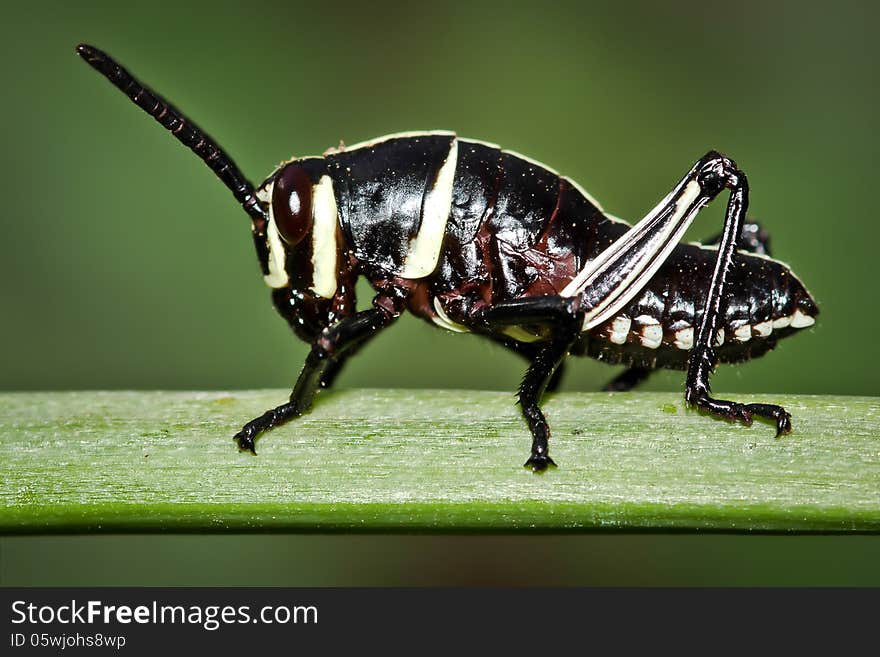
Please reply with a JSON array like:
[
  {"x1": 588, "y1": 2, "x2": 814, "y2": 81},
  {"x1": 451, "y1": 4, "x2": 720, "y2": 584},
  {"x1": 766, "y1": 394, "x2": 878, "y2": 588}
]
[{"x1": 1, "y1": 0, "x2": 877, "y2": 585}]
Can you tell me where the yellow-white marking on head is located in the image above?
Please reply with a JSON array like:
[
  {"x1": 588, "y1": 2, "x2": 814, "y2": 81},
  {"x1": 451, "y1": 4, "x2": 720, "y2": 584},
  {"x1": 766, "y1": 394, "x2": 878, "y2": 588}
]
[
  {"x1": 261, "y1": 180, "x2": 291, "y2": 289},
  {"x1": 400, "y1": 139, "x2": 459, "y2": 279},
  {"x1": 255, "y1": 183, "x2": 272, "y2": 205},
  {"x1": 309, "y1": 175, "x2": 339, "y2": 298}
]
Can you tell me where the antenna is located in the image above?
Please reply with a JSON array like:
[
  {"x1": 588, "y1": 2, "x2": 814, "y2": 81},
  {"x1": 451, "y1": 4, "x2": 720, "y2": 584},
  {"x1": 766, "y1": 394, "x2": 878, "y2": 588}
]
[{"x1": 75, "y1": 44, "x2": 267, "y2": 233}]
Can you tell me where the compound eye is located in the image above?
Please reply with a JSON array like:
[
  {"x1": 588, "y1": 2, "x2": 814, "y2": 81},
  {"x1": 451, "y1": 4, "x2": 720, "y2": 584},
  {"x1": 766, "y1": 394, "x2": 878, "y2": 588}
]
[{"x1": 272, "y1": 163, "x2": 314, "y2": 245}]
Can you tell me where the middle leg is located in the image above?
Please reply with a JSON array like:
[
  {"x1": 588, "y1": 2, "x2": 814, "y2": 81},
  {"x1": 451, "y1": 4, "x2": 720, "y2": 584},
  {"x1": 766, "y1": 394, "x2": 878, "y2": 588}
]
[
  {"x1": 497, "y1": 338, "x2": 568, "y2": 394},
  {"x1": 476, "y1": 296, "x2": 586, "y2": 471}
]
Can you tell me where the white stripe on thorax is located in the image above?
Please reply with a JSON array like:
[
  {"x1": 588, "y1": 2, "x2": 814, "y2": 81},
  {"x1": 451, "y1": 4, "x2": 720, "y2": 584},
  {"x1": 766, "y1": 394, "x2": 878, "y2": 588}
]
[
  {"x1": 400, "y1": 138, "x2": 459, "y2": 279},
  {"x1": 310, "y1": 175, "x2": 339, "y2": 298}
]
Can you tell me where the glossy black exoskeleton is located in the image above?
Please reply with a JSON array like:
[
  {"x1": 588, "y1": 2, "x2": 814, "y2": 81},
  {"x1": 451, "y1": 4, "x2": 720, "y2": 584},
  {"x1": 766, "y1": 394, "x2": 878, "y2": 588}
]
[{"x1": 76, "y1": 45, "x2": 819, "y2": 471}]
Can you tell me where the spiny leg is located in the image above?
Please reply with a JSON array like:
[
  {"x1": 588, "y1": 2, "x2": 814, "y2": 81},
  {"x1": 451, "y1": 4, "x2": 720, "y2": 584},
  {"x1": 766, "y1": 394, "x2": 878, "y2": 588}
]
[
  {"x1": 553, "y1": 152, "x2": 790, "y2": 436},
  {"x1": 519, "y1": 332, "x2": 581, "y2": 471},
  {"x1": 683, "y1": 161, "x2": 791, "y2": 435},
  {"x1": 476, "y1": 296, "x2": 586, "y2": 471},
  {"x1": 235, "y1": 301, "x2": 399, "y2": 453},
  {"x1": 496, "y1": 338, "x2": 568, "y2": 393},
  {"x1": 545, "y1": 361, "x2": 567, "y2": 394},
  {"x1": 317, "y1": 332, "x2": 379, "y2": 390},
  {"x1": 602, "y1": 221, "x2": 774, "y2": 393},
  {"x1": 474, "y1": 154, "x2": 781, "y2": 468}
]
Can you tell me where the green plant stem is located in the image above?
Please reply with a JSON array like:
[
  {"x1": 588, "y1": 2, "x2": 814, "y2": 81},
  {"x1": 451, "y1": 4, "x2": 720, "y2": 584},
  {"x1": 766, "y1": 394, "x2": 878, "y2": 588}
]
[{"x1": 1, "y1": 390, "x2": 877, "y2": 533}]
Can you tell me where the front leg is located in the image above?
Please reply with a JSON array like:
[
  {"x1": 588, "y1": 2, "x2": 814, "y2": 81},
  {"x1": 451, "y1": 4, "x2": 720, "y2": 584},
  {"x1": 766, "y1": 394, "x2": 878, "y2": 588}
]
[
  {"x1": 235, "y1": 300, "x2": 399, "y2": 453},
  {"x1": 316, "y1": 333, "x2": 377, "y2": 391}
]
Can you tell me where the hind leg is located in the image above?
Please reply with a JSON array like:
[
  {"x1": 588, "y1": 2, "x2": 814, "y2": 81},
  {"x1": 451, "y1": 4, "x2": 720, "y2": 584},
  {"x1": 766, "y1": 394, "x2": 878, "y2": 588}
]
[
  {"x1": 683, "y1": 167, "x2": 792, "y2": 435},
  {"x1": 602, "y1": 221, "x2": 772, "y2": 393}
]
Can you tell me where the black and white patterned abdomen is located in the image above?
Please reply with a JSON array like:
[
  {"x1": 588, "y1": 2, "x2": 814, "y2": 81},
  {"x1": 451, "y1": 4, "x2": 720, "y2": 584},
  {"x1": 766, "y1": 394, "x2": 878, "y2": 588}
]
[{"x1": 584, "y1": 242, "x2": 819, "y2": 368}]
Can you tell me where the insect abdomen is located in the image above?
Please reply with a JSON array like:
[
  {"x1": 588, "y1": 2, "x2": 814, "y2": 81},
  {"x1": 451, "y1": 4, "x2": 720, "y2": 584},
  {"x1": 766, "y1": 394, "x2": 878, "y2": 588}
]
[{"x1": 586, "y1": 242, "x2": 819, "y2": 369}]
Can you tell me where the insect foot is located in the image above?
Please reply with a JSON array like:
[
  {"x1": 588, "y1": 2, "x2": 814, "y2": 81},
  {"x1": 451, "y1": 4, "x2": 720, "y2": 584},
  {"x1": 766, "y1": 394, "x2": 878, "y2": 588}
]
[
  {"x1": 742, "y1": 402, "x2": 793, "y2": 437},
  {"x1": 234, "y1": 428, "x2": 258, "y2": 455},
  {"x1": 688, "y1": 394, "x2": 793, "y2": 438},
  {"x1": 524, "y1": 453, "x2": 558, "y2": 473},
  {"x1": 520, "y1": 415, "x2": 559, "y2": 473},
  {"x1": 234, "y1": 401, "x2": 299, "y2": 455}
]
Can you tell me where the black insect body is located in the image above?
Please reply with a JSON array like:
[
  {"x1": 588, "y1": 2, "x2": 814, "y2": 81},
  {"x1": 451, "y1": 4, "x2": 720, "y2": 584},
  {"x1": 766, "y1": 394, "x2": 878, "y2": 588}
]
[{"x1": 76, "y1": 45, "x2": 819, "y2": 471}]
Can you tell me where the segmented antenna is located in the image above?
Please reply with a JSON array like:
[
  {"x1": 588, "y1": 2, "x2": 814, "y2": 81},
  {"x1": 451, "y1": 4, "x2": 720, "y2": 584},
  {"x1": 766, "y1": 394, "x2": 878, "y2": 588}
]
[{"x1": 75, "y1": 44, "x2": 267, "y2": 232}]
